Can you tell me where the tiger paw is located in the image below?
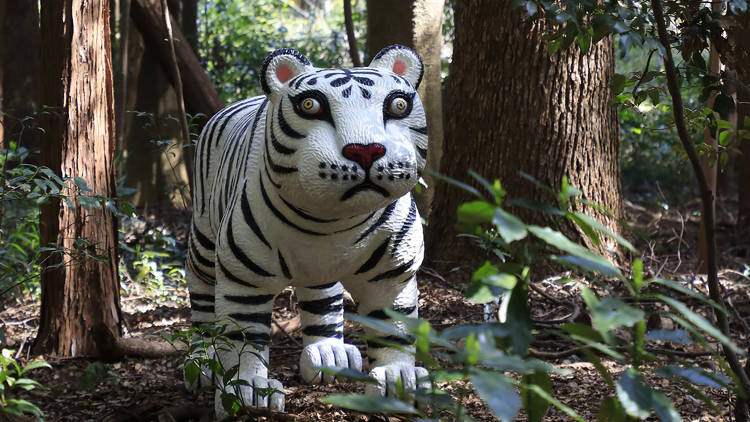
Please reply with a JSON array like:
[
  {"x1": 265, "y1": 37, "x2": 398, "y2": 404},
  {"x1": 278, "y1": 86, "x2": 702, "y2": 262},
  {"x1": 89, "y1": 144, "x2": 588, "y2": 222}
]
[
  {"x1": 215, "y1": 376, "x2": 285, "y2": 417},
  {"x1": 365, "y1": 364, "x2": 429, "y2": 398},
  {"x1": 299, "y1": 340, "x2": 363, "y2": 384}
]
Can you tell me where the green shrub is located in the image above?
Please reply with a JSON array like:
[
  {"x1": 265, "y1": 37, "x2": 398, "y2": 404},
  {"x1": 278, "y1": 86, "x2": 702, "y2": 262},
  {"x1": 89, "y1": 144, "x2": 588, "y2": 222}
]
[{"x1": 0, "y1": 349, "x2": 51, "y2": 420}]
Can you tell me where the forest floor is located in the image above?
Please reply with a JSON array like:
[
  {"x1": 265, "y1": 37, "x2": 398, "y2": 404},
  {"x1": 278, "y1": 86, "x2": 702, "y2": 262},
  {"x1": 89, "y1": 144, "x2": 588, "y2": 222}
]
[{"x1": 1, "y1": 198, "x2": 748, "y2": 422}]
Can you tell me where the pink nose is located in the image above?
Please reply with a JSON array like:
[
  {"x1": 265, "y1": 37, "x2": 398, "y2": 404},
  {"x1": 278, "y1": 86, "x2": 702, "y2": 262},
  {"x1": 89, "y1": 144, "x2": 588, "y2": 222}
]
[{"x1": 342, "y1": 143, "x2": 386, "y2": 171}]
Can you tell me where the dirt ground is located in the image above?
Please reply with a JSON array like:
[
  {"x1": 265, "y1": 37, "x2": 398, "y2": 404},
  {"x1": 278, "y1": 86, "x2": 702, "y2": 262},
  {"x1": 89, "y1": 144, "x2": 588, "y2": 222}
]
[{"x1": 1, "y1": 199, "x2": 748, "y2": 421}]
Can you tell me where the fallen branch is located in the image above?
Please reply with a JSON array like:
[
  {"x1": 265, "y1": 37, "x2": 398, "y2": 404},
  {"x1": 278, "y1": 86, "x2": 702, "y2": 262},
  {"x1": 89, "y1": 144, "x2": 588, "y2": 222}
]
[{"x1": 95, "y1": 324, "x2": 186, "y2": 360}]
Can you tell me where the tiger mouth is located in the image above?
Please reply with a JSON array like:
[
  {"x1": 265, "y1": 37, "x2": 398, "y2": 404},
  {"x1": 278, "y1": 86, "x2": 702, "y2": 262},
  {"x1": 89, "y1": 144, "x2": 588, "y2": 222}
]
[{"x1": 340, "y1": 180, "x2": 390, "y2": 201}]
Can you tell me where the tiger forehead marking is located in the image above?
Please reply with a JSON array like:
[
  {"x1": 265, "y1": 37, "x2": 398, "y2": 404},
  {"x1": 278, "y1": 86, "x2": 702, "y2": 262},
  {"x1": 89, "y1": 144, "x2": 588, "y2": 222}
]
[{"x1": 288, "y1": 68, "x2": 412, "y2": 100}]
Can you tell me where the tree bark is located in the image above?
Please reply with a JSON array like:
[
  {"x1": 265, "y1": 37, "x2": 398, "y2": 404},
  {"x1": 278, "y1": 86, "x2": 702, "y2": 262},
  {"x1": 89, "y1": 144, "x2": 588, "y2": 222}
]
[
  {"x1": 367, "y1": 0, "x2": 445, "y2": 221},
  {"x1": 427, "y1": 1, "x2": 622, "y2": 266},
  {"x1": 35, "y1": 0, "x2": 123, "y2": 358},
  {"x1": 0, "y1": 0, "x2": 40, "y2": 153}
]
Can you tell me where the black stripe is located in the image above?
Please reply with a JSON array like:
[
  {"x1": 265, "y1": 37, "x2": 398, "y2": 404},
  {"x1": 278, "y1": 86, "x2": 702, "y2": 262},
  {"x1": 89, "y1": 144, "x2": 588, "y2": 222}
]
[
  {"x1": 409, "y1": 126, "x2": 428, "y2": 135},
  {"x1": 199, "y1": 101, "x2": 246, "y2": 213},
  {"x1": 369, "y1": 256, "x2": 417, "y2": 282},
  {"x1": 334, "y1": 211, "x2": 377, "y2": 234},
  {"x1": 226, "y1": 214, "x2": 275, "y2": 277},
  {"x1": 355, "y1": 200, "x2": 398, "y2": 243},
  {"x1": 241, "y1": 185, "x2": 271, "y2": 248},
  {"x1": 221, "y1": 116, "x2": 255, "y2": 213},
  {"x1": 224, "y1": 294, "x2": 275, "y2": 305},
  {"x1": 299, "y1": 293, "x2": 344, "y2": 315},
  {"x1": 190, "y1": 301, "x2": 215, "y2": 313},
  {"x1": 229, "y1": 312, "x2": 272, "y2": 326},
  {"x1": 265, "y1": 126, "x2": 299, "y2": 174},
  {"x1": 416, "y1": 145, "x2": 427, "y2": 160},
  {"x1": 263, "y1": 155, "x2": 282, "y2": 188},
  {"x1": 278, "y1": 102, "x2": 305, "y2": 139},
  {"x1": 260, "y1": 176, "x2": 327, "y2": 236},
  {"x1": 226, "y1": 331, "x2": 271, "y2": 346},
  {"x1": 279, "y1": 195, "x2": 338, "y2": 223},
  {"x1": 188, "y1": 256, "x2": 215, "y2": 285},
  {"x1": 192, "y1": 223, "x2": 215, "y2": 251},
  {"x1": 270, "y1": 124, "x2": 296, "y2": 155},
  {"x1": 366, "y1": 305, "x2": 417, "y2": 320},
  {"x1": 190, "y1": 238, "x2": 215, "y2": 268},
  {"x1": 278, "y1": 250, "x2": 292, "y2": 279},
  {"x1": 307, "y1": 282, "x2": 339, "y2": 290},
  {"x1": 223, "y1": 100, "x2": 267, "y2": 204},
  {"x1": 391, "y1": 200, "x2": 417, "y2": 256},
  {"x1": 218, "y1": 258, "x2": 259, "y2": 288},
  {"x1": 190, "y1": 292, "x2": 214, "y2": 302},
  {"x1": 355, "y1": 235, "x2": 391, "y2": 274},
  {"x1": 367, "y1": 335, "x2": 414, "y2": 349},
  {"x1": 302, "y1": 322, "x2": 344, "y2": 338},
  {"x1": 202, "y1": 100, "x2": 259, "y2": 213}
]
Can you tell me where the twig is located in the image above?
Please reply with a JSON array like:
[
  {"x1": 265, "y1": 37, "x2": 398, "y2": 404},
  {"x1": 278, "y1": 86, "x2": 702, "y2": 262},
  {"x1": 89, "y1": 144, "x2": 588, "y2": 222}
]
[
  {"x1": 160, "y1": 0, "x2": 193, "y2": 205},
  {"x1": 631, "y1": 48, "x2": 657, "y2": 97},
  {"x1": 272, "y1": 319, "x2": 301, "y2": 347},
  {"x1": 343, "y1": 0, "x2": 362, "y2": 67},
  {"x1": 529, "y1": 283, "x2": 580, "y2": 325},
  {"x1": 651, "y1": 1, "x2": 750, "y2": 418}
]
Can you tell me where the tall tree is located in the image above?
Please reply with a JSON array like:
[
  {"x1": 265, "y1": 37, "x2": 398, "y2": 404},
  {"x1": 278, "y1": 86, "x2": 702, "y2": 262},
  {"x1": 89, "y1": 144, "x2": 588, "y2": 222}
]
[
  {"x1": 0, "y1": 0, "x2": 41, "y2": 152},
  {"x1": 427, "y1": 1, "x2": 622, "y2": 264},
  {"x1": 366, "y1": 0, "x2": 445, "y2": 220},
  {"x1": 34, "y1": 0, "x2": 122, "y2": 357}
]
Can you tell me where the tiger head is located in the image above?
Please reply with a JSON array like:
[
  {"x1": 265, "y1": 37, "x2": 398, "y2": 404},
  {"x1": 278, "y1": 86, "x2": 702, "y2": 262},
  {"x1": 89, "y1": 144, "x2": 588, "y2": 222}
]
[{"x1": 259, "y1": 45, "x2": 427, "y2": 219}]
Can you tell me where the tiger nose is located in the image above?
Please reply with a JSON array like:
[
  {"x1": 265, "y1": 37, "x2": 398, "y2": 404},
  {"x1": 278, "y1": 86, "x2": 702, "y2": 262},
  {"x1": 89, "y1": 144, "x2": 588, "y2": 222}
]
[{"x1": 342, "y1": 143, "x2": 386, "y2": 171}]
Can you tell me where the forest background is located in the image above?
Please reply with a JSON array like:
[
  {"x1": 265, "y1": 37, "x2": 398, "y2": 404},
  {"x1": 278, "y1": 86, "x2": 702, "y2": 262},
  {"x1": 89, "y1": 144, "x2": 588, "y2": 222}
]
[{"x1": 0, "y1": 0, "x2": 749, "y2": 421}]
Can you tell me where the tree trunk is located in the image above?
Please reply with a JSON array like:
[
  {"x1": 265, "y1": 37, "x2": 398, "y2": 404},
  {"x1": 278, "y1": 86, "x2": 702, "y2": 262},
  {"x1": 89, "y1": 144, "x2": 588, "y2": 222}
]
[
  {"x1": 427, "y1": 1, "x2": 622, "y2": 266},
  {"x1": 367, "y1": 0, "x2": 445, "y2": 221},
  {"x1": 0, "y1": 0, "x2": 40, "y2": 153},
  {"x1": 35, "y1": 0, "x2": 123, "y2": 358},
  {"x1": 130, "y1": 0, "x2": 223, "y2": 119}
]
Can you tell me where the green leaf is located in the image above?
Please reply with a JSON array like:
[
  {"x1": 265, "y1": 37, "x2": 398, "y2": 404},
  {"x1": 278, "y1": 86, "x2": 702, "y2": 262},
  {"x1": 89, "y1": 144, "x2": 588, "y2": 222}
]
[
  {"x1": 457, "y1": 200, "x2": 495, "y2": 229},
  {"x1": 646, "y1": 329, "x2": 693, "y2": 344},
  {"x1": 616, "y1": 369, "x2": 652, "y2": 418},
  {"x1": 316, "y1": 367, "x2": 379, "y2": 384},
  {"x1": 184, "y1": 360, "x2": 200, "y2": 385},
  {"x1": 590, "y1": 297, "x2": 645, "y2": 334},
  {"x1": 571, "y1": 212, "x2": 637, "y2": 252},
  {"x1": 424, "y1": 169, "x2": 482, "y2": 198},
  {"x1": 322, "y1": 394, "x2": 418, "y2": 414},
  {"x1": 655, "y1": 365, "x2": 730, "y2": 389},
  {"x1": 655, "y1": 295, "x2": 743, "y2": 355},
  {"x1": 651, "y1": 389, "x2": 681, "y2": 422},
  {"x1": 492, "y1": 208, "x2": 528, "y2": 243},
  {"x1": 523, "y1": 371, "x2": 551, "y2": 422},
  {"x1": 632, "y1": 258, "x2": 644, "y2": 293},
  {"x1": 528, "y1": 226, "x2": 621, "y2": 277},
  {"x1": 597, "y1": 397, "x2": 627, "y2": 422},
  {"x1": 471, "y1": 370, "x2": 521, "y2": 422},
  {"x1": 646, "y1": 279, "x2": 727, "y2": 315},
  {"x1": 220, "y1": 392, "x2": 241, "y2": 414}
]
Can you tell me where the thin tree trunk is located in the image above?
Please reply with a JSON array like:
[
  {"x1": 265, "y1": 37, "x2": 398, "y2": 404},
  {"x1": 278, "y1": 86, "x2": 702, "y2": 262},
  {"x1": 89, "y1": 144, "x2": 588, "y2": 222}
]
[
  {"x1": 0, "y1": 0, "x2": 40, "y2": 153},
  {"x1": 130, "y1": 0, "x2": 223, "y2": 118},
  {"x1": 35, "y1": 0, "x2": 122, "y2": 358},
  {"x1": 367, "y1": 0, "x2": 445, "y2": 221},
  {"x1": 427, "y1": 0, "x2": 622, "y2": 266}
]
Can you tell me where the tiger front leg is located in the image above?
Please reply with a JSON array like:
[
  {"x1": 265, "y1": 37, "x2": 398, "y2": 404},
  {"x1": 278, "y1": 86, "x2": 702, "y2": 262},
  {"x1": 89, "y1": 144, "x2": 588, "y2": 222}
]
[
  {"x1": 353, "y1": 275, "x2": 429, "y2": 399},
  {"x1": 212, "y1": 265, "x2": 286, "y2": 415},
  {"x1": 297, "y1": 282, "x2": 363, "y2": 384}
]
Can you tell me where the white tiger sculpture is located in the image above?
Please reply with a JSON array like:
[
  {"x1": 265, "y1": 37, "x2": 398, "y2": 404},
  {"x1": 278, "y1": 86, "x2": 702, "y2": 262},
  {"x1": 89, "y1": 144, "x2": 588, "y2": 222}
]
[{"x1": 186, "y1": 45, "x2": 428, "y2": 414}]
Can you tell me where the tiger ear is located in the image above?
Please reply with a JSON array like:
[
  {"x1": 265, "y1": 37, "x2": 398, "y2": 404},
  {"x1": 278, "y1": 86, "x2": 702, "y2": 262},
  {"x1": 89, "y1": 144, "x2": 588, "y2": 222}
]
[
  {"x1": 368, "y1": 44, "x2": 424, "y2": 89},
  {"x1": 260, "y1": 48, "x2": 314, "y2": 96}
]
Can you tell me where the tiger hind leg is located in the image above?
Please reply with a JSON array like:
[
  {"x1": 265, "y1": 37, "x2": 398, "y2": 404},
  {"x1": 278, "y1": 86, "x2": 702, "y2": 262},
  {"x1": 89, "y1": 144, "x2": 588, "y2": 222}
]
[{"x1": 297, "y1": 282, "x2": 363, "y2": 384}]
